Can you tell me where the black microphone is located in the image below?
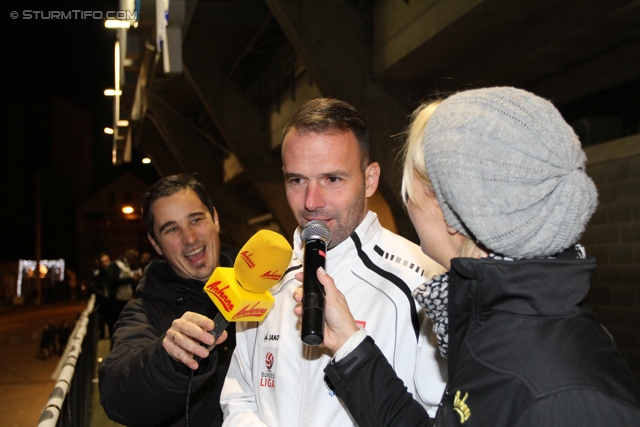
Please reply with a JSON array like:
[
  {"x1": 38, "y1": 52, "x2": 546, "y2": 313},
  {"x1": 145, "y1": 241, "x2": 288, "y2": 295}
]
[{"x1": 300, "y1": 220, "x2": 332, "y2": 346}]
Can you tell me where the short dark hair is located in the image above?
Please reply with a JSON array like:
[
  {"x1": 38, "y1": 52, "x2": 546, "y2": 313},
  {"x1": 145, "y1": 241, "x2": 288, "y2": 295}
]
[
  {"x1": 141, "y1": 173, "x2": 214, "y2": 240},
  {"x1": 124, "y1": 248, "x2": 139, "y2": 260},
  {"x1": 282, "y1": 98, "x2": 370, "y2": 167}
]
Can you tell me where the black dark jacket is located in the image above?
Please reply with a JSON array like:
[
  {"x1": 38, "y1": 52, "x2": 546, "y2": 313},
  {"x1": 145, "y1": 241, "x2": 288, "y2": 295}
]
[
  {"x1": 99, "y1": 246, "x2": 238, "y2": 427},
  {"x1": 325, "y1": 253, "x2": 640, "y2": 426}
]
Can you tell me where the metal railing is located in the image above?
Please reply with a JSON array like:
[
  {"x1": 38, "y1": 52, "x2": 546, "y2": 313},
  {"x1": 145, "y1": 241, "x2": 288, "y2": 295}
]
[{"x1": 37, "y1": 295, "x2": 98, "y2": 427}]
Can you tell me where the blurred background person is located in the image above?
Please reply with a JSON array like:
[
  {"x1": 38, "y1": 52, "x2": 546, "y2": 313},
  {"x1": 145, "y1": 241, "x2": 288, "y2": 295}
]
[
  {"x1": 57, "y1": 320, "x2": 73, "y2": 356},
  {"x1": 37, "y1": 322, "x2": 55, "y2": 360},
  {"x1": 139, "y1": 251, "x2": 153, "y2": 272},
  {"x1": 106, "y1": 248, "x2": 141, "y2": 344},
  {"x1": 90, "y1": 253, "x2": 111, "y2": 339}
]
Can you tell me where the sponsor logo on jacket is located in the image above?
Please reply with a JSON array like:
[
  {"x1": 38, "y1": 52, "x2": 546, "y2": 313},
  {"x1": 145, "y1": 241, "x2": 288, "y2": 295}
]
[
  {"x1": 260, "y1": 352, "x2": 275, "y2": 388},
  {"x1": 265, "y1": 352, "x2": 274, "y2": 369},
  {"x1": 453, "y1": 390, "x2": 471, "y2": 423},
  {"x1": 264, "y1": 333, "x2": 280, "y2": 342}
]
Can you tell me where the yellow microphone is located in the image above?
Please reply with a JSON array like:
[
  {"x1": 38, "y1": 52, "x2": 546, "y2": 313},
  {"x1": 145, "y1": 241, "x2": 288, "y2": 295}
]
[{"x1": 198, "y1": 230, "x2": 292, "y2": 355}]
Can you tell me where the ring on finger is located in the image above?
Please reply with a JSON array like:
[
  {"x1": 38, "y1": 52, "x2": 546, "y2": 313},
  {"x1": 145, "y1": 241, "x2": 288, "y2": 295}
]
[{"x1": 172, "y1": 332, "x2": 181, "y2": 344}]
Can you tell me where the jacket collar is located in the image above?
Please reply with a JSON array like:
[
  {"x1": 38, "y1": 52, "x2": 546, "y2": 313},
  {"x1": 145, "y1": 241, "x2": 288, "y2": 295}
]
[
  {"x1": 292, "y1": 211, "x2": 380, "y2": 269},
  {"x1": 449, "y1": 255, "x2": 596, "y2": 318},
  {"x1": 445, "y1": 254, "x2": 595, "y2": 373}
]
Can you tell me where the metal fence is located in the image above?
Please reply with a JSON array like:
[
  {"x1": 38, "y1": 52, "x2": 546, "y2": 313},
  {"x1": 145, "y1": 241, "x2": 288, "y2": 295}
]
[{"x1": 37, "y1": 295, "x2": 98, "y2": 427}]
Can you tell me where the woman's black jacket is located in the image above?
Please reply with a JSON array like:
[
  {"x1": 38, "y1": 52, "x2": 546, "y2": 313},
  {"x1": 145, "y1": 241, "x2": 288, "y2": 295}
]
[{"x1": 324, "y1": 255, "x2": 640, "y2": 426}]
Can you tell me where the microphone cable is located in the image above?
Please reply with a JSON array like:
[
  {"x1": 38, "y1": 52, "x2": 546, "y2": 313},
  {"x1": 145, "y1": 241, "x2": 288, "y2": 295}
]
[
  {"x1": 185, "y1": 315, "x2": 227, "y2": 427},
  {"x1": 185, "y1": 369, "x2": 195, "y2": 427}
]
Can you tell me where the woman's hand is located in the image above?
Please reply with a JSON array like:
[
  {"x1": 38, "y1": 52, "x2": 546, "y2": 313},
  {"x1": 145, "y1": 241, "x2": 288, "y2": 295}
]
[{"x1": 293, "y1": 267, "x2": 359, "y2": 354}]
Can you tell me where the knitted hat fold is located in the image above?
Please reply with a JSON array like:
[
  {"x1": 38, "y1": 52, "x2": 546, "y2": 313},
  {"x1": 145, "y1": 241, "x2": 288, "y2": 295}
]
[{"x1": 423, "y1": 87, "x2": 598, "y2": 258}]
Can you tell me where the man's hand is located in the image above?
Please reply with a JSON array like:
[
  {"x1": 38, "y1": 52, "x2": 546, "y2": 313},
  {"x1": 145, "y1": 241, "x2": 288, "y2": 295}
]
[
  {"x1": 162, "y1": 311, "x2": 228, "y2": 370},
  {"x1": 293, "y1": 267, "x2": 359, "y2": 354}
]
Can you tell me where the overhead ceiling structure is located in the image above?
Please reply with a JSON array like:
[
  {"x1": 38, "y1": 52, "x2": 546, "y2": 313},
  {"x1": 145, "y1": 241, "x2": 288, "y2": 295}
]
[{"x1": 116, "y1": 0, "x2": 640, "y2": 246}]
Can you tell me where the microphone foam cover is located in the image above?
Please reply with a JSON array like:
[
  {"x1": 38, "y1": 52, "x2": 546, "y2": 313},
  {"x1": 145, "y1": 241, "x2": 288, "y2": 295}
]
[
  {"x1": 234, "y1": 230, "x2": 292, "y2": 293},
  {"x1": 204, "y1": 267, "x2": 275, "y2": 321}
]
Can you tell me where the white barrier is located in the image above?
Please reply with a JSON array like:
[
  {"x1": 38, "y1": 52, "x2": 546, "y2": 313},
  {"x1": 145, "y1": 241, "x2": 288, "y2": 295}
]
[{"x1": 37, "y1": 295, "x2": 95, "y2": 427}]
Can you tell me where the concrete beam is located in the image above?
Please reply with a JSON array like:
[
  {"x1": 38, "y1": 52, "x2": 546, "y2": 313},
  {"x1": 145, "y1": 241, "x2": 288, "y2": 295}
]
[
  {"x1": 372, "y1": 0, "x2": 485, "y2": 79},
  {"x1": 265, "y1": 0, "x2": 418, "y2": 240},
  {"x1": 186, "y1": 0, "x2": 269, "y2": 26},
  {"x1": 421, "y1": 0, "x2": 639, "y2": 92},
  {"x1": 146, "y1": 90, "x2": 262, "y2": 245},
  {"x1": 182, "y1": 40, "x2": 298, "y2": 238},
  {"x1": 370, "y1": 0, "x2": 640, "y2": 99},
  {"x1": 136, "y1": 116, "x2": 184, "y2": 177},
  {"x1": 531, "y1": 39, "x2": 640, "y2": 106}
]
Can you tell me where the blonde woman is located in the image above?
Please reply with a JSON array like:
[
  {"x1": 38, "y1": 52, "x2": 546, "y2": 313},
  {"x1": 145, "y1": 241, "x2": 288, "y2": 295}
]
[{"x1": 294, "y1": 87, "x2": 640, "y2": 426}]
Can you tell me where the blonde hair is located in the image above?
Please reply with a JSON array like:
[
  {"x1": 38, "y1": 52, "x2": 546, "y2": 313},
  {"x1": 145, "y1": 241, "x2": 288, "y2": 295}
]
[
  {"x1": 400, "y1": 99, "x2": 487, "y2": 260},
  {"x1": 400, "y1": 100, "x2": 441, "y2": 205}
]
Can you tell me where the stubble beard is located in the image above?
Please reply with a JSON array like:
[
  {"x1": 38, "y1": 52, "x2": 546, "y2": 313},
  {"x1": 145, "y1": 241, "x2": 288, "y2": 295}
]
[{"x1": 298, "y1": 195, "x2": 367, "y2": 250}]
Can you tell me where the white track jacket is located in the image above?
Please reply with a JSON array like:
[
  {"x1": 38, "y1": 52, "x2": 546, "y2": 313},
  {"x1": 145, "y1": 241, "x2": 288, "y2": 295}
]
[{"x1": 221, "y1": 212, "x2": 447, "y2": 426}]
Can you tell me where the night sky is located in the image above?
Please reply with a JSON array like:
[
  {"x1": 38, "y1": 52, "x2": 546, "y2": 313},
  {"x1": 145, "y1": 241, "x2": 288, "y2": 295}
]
[
  {"x1": 4, "y1": 0, "x2": 158, "y2": 189},
  {"x1": 6, "y1": 0, "x2": 116, "y2": 131},
  {"x1": 2, "y1": 0, "x2": 157, "y2": 264}
]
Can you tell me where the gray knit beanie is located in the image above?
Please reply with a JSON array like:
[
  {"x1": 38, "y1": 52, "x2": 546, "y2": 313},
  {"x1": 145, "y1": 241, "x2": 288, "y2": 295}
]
[{"x1": 423, "y1": 87, "x2": 598, "y2": 258}]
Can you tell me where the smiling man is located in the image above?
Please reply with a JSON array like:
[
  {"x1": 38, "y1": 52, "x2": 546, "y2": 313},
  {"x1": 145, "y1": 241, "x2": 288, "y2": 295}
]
[
  {"x1": 99, "y1": 174, "x2": 238, "y2": 427},
  {"x1": 221, "y1": 99, "x2": 448, "y2": 426}
]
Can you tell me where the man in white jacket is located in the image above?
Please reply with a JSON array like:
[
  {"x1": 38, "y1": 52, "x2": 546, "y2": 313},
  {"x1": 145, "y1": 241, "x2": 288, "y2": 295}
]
[{"x1": 221, "y1": 98, "x2": 447, "y2": 426}]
